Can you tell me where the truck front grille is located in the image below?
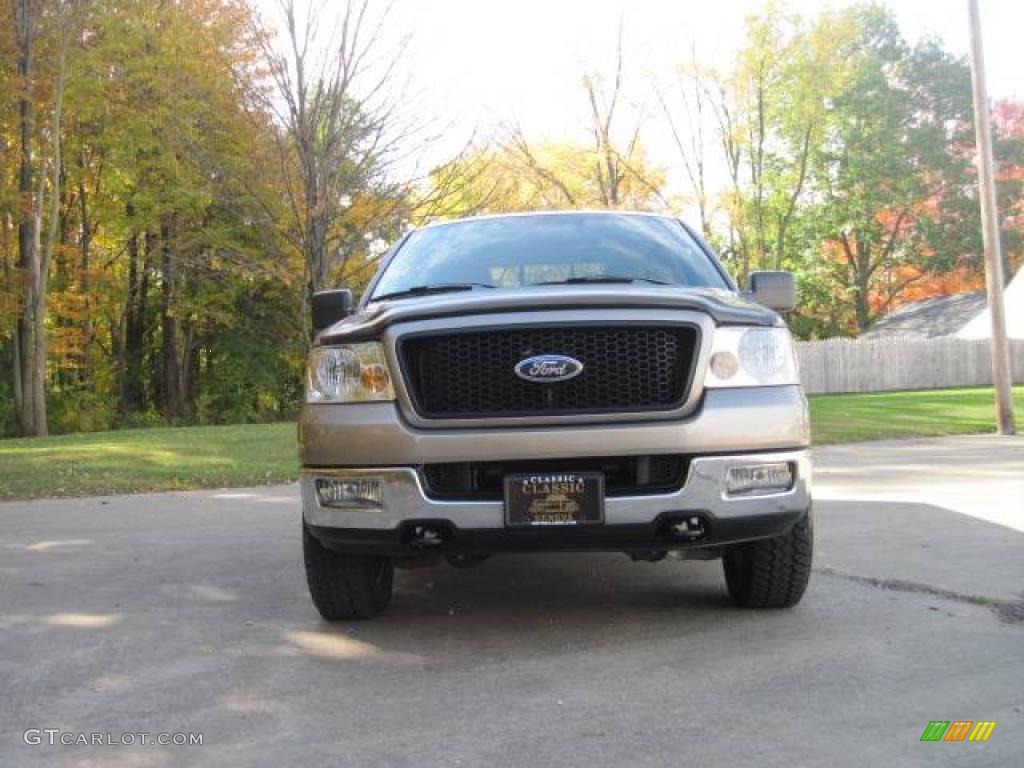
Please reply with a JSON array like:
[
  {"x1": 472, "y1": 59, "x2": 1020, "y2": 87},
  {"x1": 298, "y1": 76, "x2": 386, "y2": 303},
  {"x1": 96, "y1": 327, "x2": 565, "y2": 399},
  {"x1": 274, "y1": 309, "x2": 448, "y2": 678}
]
[
  {"x1": 422, "y1": 455, "x2": 689, "y2": 500},
  {"x1": 399, "y1": 325, "x2": 699, "y2": 419}
]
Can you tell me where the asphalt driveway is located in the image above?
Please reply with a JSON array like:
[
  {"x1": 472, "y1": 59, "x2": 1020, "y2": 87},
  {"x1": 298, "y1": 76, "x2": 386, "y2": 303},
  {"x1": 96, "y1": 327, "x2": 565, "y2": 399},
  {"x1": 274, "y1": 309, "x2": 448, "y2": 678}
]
[{"x1": 1, "y1": 435, "x2": 1022, "y2": 766}]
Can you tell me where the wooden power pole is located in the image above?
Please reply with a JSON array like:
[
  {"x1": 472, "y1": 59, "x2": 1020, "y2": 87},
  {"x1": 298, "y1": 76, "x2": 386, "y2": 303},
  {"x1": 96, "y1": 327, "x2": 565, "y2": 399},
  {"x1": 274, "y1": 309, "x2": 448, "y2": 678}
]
[{"x1": 967, "y1": 0, "x2": 1016, "y2": 435}]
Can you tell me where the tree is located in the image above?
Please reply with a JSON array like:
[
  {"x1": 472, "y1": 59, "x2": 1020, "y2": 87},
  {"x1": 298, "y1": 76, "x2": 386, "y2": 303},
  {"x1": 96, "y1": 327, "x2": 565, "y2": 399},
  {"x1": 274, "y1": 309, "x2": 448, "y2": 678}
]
[
  {"x1": 698, "y1": 4, "x2": 858, "y2": 284},
  {"x1": 504, "y1": 26, "x2": 666, "y2": 212},
  {"x1": 993, "y1": 100, "x2": 1024, "y2": 275},
  {"x1": 257, "y1": 0, "x2": 401, "y2": 305},
  {"x1": 654, "y1": 46, "x2": 714, "y2": 238},
  {"x1": 425, "y1": 135, "x2": 666, "y2": 217},
  {"x1": 578, "y1": 23, "x2": 665, "y2": 209},
  {"x1": 11, "y1": 0, "x2": 41, "y2": 435},
  {"x1": 429, "y1": 27, "x2": 667, "y2": 218},
  {"x1": 675, "y1": 3, "x2": 984, "y2": 337},
  {"x1": 806, "y1": 7, "x2": 976, "y2": 332},
  {"x1": 10, "y1": 0, "x2": 75, "y2": 436},
  {"x1": 2, "y1": 0, "x2": 306, "y2": 434}
]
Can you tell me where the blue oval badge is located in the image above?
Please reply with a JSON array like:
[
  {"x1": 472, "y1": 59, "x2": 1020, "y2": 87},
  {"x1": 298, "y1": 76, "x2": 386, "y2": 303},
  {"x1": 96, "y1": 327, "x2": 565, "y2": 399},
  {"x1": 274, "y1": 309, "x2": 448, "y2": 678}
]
[{"x1": 514, "y1": 354, "x2": 584, "y2": 383}]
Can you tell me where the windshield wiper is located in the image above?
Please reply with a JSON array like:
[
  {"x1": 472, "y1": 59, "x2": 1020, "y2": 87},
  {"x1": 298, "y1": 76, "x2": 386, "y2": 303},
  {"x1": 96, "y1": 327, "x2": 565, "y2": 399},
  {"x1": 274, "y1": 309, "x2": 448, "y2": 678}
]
[
  {"x1": 530, "y1": 275, "x2": 672, "y2": 286},
  {"x1": 369, "y1": 282, "x2": 496, "y2": 303}
]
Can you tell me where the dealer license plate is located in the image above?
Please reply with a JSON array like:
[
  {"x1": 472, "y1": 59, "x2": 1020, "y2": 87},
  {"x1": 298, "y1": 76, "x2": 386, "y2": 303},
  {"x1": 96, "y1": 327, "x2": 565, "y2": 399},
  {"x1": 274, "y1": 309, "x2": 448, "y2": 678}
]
[{"x1": 504, "y1": 472, "x2": 604, "y2": 527}]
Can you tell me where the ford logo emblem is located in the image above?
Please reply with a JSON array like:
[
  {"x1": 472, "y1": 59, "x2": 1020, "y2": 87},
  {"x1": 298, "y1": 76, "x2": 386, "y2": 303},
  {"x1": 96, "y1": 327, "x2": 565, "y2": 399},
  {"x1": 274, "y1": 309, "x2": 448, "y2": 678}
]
[{"x1": 514, "y1": 354, "x2": 584, "y2": 383}]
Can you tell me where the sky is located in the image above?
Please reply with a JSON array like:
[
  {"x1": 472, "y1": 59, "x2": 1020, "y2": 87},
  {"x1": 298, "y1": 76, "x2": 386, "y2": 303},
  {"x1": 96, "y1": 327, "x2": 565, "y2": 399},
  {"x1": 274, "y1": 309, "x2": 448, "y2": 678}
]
[
  {"x1": 257, "y1": 0, "x2": 1022, "y2": 199},
  {"x1": 402, "y1": 0, "x2": 1017, "y2": 120}
]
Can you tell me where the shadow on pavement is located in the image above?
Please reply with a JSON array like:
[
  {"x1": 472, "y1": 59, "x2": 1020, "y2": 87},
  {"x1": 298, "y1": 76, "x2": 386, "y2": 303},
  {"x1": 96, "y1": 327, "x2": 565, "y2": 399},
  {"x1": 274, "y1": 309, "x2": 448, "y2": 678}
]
[{"x1": 815, "y1": 498, "x2": 1024, "y2": 603}]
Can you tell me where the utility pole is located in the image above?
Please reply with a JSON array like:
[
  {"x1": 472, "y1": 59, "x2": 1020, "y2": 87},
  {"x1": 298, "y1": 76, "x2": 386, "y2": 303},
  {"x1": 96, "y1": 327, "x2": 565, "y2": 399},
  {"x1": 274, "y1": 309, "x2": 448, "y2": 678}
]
[{"x1": 967, "y1": 0, "x2": 1016, "y2": 435}]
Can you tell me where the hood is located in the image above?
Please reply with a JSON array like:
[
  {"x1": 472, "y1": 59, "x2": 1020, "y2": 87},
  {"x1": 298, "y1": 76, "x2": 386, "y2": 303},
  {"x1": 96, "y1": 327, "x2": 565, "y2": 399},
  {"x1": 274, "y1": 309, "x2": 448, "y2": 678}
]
[{"x1": 317, "y1": 284, "x2": 781, "y2": 344}]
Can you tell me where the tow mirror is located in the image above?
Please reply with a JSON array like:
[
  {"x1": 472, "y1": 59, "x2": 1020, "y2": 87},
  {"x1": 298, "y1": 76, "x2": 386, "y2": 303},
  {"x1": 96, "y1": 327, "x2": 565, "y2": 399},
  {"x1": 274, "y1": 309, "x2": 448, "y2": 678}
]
[
  {"x1": 748, "y1": 271, "x2": 797, "y2": 313},
  {"x1": 311, "y1": 288, "x2": 355, "y2": 333}
]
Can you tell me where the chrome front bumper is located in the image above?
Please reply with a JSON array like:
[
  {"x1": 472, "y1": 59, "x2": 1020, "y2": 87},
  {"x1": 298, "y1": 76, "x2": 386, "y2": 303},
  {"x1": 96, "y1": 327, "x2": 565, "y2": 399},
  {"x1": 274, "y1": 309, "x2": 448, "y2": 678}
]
[{"x1": 301, "y1": 449, "x2": 811, "y2": 531}]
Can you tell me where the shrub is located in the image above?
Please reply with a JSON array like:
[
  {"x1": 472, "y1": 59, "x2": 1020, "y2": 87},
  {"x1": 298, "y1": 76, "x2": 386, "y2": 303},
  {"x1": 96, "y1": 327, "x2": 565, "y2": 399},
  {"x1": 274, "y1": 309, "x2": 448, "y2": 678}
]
[{"x1": 48, "y1": 387, "x2": 116, "y2": 434}]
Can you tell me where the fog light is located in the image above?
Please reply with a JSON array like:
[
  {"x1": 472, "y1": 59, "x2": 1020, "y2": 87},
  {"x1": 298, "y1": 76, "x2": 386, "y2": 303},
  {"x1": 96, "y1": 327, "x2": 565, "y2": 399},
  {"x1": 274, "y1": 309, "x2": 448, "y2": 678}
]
[
  {"x1": 315, "y1": 477, "x2": 383, "y2": 508},
  {"x1": 725, "y1": 463, "x2": 793, "y2": 496}
]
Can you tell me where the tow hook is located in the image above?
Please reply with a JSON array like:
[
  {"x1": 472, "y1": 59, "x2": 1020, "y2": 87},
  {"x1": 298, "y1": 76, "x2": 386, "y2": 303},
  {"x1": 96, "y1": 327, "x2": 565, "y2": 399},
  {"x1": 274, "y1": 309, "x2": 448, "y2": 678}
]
[
  {"x1": 406, "y1": 524, "x2": 447, "y2": 550},
  {"x1": 667, "y1": 516, "x2": 706, "y2": 541}
]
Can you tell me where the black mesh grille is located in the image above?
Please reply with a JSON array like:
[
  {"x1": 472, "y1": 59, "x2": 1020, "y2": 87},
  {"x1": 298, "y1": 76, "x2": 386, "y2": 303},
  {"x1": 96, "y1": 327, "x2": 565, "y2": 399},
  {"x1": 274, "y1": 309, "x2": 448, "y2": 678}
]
[
  {"x1": 423, "y1": 455, "x2": 689, "y2": 500},
  {"x1": 400, "y1": 325, "x2": 699, "y2": 419}
]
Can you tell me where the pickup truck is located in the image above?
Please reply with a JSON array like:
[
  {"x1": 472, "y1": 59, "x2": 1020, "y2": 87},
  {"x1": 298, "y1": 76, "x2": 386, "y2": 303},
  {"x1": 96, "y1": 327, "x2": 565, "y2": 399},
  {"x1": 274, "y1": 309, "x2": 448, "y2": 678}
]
[{"x1": 300, "y1": 211, "x2": 812, "y2": 619}]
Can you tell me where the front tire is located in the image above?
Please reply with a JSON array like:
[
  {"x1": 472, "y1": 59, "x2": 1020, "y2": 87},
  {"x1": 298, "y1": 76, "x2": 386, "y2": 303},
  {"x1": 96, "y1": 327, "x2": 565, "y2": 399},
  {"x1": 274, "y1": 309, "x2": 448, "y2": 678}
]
[
  {"x1": 303, "y1": 524, "x2": 394, "y2": 620},
  {"x1": 722, "y1": 510, "x2": 813, "y2": 608}
]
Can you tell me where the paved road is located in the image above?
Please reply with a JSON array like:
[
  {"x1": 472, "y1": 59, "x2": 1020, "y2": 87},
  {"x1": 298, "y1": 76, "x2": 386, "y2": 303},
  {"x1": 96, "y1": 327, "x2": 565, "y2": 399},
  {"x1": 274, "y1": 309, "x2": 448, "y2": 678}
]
[{"x1": 1, "y1": 436, "x2": 1022, "y2": 767}]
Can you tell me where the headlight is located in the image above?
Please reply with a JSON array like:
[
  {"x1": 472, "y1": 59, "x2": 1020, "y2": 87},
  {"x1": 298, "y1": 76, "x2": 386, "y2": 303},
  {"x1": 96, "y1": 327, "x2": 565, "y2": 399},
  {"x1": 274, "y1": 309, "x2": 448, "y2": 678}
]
[
  {"x1": 704, "y1": 327, "x2": 799, "y2": 388},
  {"x1": 307, "y1": 343, "x2": 395, "y2": 403}
]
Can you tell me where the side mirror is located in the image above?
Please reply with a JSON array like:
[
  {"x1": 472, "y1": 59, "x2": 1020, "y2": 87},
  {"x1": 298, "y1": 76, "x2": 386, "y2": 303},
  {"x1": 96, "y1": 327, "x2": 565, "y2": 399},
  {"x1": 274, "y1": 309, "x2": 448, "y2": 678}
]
[
  {"x1": 748, "y1": 271, "x2": 797, "y2": 313},
  {"x1": 311, "y1": 288, "x2": 354, "y2": 333}
]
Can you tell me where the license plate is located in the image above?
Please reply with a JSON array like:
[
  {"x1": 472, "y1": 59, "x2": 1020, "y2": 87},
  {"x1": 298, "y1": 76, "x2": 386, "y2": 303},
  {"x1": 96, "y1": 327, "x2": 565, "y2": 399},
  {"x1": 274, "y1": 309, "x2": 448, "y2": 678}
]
[{"x1": 504, "y1": 472, "x2": 604, "y2": 527}]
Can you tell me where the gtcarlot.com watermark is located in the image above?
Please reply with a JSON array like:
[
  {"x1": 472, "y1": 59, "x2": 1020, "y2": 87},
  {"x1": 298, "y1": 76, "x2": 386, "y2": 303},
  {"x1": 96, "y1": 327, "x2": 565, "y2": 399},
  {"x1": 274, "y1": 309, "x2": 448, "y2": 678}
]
[{"x1": 24, "y1": 729, "x2": 203, "y2": 747}]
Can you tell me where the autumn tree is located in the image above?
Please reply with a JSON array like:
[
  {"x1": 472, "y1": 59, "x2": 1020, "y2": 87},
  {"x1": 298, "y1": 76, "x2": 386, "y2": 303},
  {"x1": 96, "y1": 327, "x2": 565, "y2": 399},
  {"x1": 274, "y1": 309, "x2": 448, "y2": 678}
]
[
  {"x1": 993, "y1": 100, "x2": 1024, "y2": 275},
  {"x1": 8, "y1": 0, "x2": 77, "y2": 436},
  {"x1": 427, "y1": 25, "x2": 666, "y2": 218},
  {"x1": 256, "y1": 0, "x2": 402, "y2": 301},
  {"x1": 427, "y1": 137, "x2": 666, "y2": 216},
  {"x1": 672, "y1": 3, "x2": 984, "y2": 336},
  {"x1": 691, "y1": 5, "x2": 859, "y2": 284},
  {"x1": 0, "y1": 0, "x2": 479, "y2": 436},
  {"x1": 2, "y1": 0, "x2": 302, "y2": 434},
  {"x1": 654, "y1": 46, "x2": 714, "y2": 238},
  {"x1": 805, "y1": 7, "x2": 977, "y2": 332},
  {"x1": 506, "y1": 31, "x2": 665, "y2": 211}
]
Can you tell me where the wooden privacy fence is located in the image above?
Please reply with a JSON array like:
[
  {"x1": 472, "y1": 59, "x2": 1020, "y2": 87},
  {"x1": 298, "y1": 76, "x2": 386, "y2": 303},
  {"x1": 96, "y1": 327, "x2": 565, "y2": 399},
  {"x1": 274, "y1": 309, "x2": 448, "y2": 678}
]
[{"x1": 795, "y1": 336, "x2": 1024, "y2": 394}]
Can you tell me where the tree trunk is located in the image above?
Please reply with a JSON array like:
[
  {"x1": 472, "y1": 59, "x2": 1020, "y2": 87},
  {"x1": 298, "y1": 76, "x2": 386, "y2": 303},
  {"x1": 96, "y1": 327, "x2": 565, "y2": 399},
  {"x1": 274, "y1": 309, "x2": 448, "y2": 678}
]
[
  {"x1": 122, "y1": 231, "x2": 147, "y2": 412},
  {"x1": 160, "y1": 218, "x2": 182, "y2": 421},
  {"x1": 751, "y1": 75, "x2": 768, "y2": 271},
  {"x1": 853, "y1": 241, "x2": 872, "y2": 332},
  {"x1": 30, "y1": 285, "x2": 47, "y2": 435},
  {"x1": 77, "y1": 175, "x2": 93, "y2": 382},
  {"x1": 853, "y1": 277, "x2": 871, "y2": 331},
  {"x1": 308, "y1": 194, "x2": 328, "y2": 295},
  {"x1": 15, "y1": 0, "x2": 36, "y2": 435},
  {"x1": 180, "y1": 318, "x2": 198, "y2": 416},
  {"x1": 15, "y1": 0, "x2": 68, "y2": 437},
  {"x1": 12, "y1": 312, "x2": 24, "y2": 429},
  {"x1": 180, "y1": 258, "x2": 201, "y2": 416},
  {"x1": 112, "y1": 310, "x2": 125, "y2": 408}
]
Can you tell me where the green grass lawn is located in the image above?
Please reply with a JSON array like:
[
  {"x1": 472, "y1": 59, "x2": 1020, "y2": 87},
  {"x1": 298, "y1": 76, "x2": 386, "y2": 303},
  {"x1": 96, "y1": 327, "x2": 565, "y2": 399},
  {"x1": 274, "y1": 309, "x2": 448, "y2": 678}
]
[
  {"x1": 1, "y1": 387, "x2": 1020, "y2": 500},
  {"x1": 0, "y1": 422, "x2": 297, "y2": 500},
  {"x1": 809, "y1": 386, "x2": 1024, "y2": 445}
]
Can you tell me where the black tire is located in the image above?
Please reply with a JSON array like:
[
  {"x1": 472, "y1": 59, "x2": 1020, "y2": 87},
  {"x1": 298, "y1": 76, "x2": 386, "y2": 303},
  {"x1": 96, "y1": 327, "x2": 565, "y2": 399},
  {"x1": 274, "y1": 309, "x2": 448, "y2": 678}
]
[
  {"x1": 303, "y1": 524, "x2": 394, "y2": 620},
  {"x1": 722, "y1": 510, "x2": 813, "y2": 608}
]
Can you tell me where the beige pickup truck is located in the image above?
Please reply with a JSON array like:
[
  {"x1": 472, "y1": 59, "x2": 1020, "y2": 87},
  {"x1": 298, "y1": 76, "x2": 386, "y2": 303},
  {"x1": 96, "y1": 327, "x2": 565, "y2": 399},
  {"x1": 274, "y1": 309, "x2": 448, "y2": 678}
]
[{"x1": 299, "y1": 211, "x2": 812, "y2": 620}]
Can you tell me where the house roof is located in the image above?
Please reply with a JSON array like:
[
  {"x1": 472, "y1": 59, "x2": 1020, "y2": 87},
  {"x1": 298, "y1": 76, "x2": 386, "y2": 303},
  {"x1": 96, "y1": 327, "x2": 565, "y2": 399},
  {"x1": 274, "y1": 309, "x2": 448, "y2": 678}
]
[
  {"x1": 956, "y1": 267, "x2": 1024, "y2": 340},
  {"x1": 861, "y1": 292, "x2": 988, "y2": 339},
  {"x1": 861, "y1": 267, "x2": 1023, "y2": 340}
]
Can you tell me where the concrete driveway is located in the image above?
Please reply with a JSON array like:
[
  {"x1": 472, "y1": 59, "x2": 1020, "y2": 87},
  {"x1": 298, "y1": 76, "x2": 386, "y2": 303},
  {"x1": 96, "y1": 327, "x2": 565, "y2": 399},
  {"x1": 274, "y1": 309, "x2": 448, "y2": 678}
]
[{"x1": 1, "y1": 435, "x2": 1022, "y2": 767}]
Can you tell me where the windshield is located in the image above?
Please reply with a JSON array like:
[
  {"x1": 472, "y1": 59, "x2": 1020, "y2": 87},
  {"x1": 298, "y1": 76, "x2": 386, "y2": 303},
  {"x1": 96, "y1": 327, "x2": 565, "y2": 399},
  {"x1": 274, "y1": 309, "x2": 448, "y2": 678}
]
[{"x1": 369, "y1": 214, "x2": 728, "y2": 300}]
